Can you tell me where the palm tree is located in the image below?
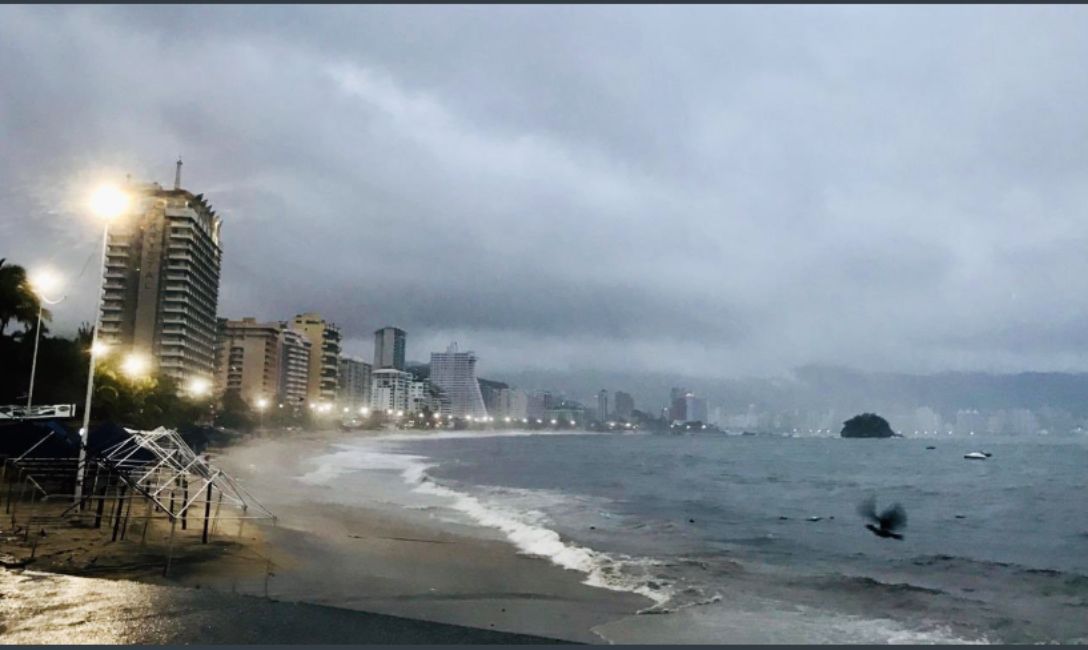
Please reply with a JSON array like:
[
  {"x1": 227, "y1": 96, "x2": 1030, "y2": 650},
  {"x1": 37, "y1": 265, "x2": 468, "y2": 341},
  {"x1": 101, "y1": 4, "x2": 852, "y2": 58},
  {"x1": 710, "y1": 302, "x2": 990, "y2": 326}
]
[{"x1": 0, "y1": 258, "x2": 46, "y2": 337}]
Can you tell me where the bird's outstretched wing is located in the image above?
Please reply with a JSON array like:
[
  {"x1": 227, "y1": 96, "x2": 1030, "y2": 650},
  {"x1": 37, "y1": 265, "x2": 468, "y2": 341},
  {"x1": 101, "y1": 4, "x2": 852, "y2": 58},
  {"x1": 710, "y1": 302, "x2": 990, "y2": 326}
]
[
  {"x1": 879, "y1": 503, "x2": 907, "y2": 532},
  {"x1": 856, "y1": 496, "x2": 879, "y2": 523}
]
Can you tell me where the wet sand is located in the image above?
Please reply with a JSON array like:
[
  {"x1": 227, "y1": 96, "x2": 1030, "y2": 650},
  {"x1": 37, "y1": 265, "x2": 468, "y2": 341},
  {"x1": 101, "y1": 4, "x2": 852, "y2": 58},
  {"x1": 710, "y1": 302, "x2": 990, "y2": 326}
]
[
  {"x1": 0, "y1": 568, "x2": 564, "y2": 644},
  {"x1": 0, "y1": 429, "x2": 649, "y2": 643}
]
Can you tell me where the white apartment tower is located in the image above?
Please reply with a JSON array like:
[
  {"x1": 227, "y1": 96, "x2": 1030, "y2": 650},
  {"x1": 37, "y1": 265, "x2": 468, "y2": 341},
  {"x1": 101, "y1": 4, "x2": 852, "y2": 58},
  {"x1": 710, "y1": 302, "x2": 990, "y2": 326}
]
[
  {"x1": 277, "y1": 327, "x2": 311, "y2": 405},
  {"x1": 370, "y1": 368, "x2": 411, "y2": 414},
  {"x1": 429, "y1": 343, "x2": 488, "y2": 419}
]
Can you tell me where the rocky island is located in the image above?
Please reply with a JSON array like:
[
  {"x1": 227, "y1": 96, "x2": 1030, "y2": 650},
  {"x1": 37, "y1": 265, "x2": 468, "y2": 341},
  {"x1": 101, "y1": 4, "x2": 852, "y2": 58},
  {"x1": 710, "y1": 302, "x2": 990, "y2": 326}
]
[{"x1": 840, "y1": 413, "x2": 899, "y2": 438}]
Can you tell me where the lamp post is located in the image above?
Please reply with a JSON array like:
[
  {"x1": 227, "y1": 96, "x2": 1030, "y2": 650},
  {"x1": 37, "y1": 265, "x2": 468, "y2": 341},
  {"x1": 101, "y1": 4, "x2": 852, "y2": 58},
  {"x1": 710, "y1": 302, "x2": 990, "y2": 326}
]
[
  {"x1": 256, "y1": 397, "x2": 270, "y2": 431},
  {"x1": 26, "y1": 270, "x2": 65, "y2": 409},
  {"x1": 75, "y1": 184, "x2": 131, "y2": 505}
]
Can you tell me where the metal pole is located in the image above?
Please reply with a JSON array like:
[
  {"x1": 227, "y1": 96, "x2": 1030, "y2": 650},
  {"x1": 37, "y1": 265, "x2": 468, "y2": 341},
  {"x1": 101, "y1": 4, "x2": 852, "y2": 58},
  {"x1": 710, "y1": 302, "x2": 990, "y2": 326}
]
[
  {"x1": 27, "y1": 303, "x2": 43, "y2": 409},
  {"x1": 202, "y1": 483, "x2": 213, "y2": 544},
  {"x1": 163, "y1": 516, "x2": 178, "y2": 577},
  {"x1": 75, "y1": 222, "x2": 110, "y2": 504}
]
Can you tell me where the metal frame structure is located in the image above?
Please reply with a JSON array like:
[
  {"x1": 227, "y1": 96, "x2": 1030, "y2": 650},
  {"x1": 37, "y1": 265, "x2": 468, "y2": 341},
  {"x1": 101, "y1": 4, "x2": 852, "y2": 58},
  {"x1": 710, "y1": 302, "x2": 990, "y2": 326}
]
[{"x1": 1, "y1": 422, "x2": 274, "y2": 574}]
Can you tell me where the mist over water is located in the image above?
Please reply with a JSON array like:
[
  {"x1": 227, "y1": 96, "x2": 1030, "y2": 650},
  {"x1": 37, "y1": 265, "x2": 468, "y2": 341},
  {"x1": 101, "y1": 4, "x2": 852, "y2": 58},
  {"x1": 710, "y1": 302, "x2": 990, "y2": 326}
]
[{"x1": 304, "y1": 431, "x2": 1088, "y2": 644}]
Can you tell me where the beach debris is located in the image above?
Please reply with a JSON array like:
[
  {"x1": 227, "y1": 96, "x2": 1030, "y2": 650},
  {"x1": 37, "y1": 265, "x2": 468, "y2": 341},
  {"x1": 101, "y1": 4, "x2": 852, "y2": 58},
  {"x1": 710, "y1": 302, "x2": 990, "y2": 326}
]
[
  {"x1": 778, "y1": 516, "x2": 790, "y2": 520},
  {"x1": 857, "y1": 496, "x2": 907, "y2": 540},
  {"x1": 964, "y1": 451, "x2": 988, "y2": 460},
  {"x1": 926, "y1": 446, "x2": 936, "y2": 450},
  {"x1": 688, "y1": 518, "x2": 696, "y2": 524},
  {"x1": 955, "y1": 515, "x2": 967, "y2": 519},
  {"x1": 807, "y1": 516, "x2": 823, "y2": 522},
  {"x1": 0, "y1": 553, "x2": 30, "y2": 568}
]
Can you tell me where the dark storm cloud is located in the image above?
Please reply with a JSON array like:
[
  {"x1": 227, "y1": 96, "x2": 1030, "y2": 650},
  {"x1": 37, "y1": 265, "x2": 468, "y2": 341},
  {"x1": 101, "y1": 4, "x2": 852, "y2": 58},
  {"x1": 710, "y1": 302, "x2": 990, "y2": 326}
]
[{"x1": 3, "y1": 5, "x2": 1088, "y2": 377}]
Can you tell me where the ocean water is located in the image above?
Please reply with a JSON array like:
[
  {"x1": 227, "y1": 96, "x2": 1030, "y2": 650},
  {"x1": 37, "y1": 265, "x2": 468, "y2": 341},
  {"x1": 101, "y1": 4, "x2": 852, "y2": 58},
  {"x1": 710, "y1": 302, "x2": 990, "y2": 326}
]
[{"x1": 300, "y1": 431, "x2": 1088, "y2": 644}]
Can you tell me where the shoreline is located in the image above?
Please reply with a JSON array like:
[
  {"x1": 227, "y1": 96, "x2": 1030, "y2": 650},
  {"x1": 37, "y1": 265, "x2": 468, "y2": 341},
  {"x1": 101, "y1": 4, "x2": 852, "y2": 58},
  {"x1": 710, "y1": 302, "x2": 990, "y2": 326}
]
[
  {"x1": 199, "y1": 429, "x2": 653, "y2": 643},
  {"x1": 0, "y1": 428, "x2": 650, "y2": 644}
]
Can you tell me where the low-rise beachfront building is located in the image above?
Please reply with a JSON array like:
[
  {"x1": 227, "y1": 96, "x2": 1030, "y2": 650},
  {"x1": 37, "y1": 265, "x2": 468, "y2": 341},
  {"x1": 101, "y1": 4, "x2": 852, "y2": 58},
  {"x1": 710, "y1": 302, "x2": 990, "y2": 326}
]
[
  {"x1": 370, "y1": 368, "x2": 411, "y2": 414},
  {"x1": 338, "y1": 356, "x2": 372, "y2": 410}
]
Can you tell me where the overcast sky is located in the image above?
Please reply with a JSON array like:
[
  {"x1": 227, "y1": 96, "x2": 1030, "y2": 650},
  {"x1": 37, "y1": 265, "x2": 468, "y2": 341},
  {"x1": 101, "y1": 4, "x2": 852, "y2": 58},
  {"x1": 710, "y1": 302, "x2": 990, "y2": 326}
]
[{"x1": 3, "y1": 5, "x2": 1088, "y2": 379}]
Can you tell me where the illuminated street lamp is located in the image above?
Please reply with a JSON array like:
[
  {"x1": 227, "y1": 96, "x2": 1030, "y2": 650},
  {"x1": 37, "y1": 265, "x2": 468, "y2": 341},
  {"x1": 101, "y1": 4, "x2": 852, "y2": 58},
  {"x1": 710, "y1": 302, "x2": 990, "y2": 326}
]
[
  {"x1": 185, "y1": 377, "x2": 211, "y2": 398},
  {"x1": 120, "y1": 352, "x2": 151, "y2": 379},
  {"x1": 25, "y1": 269, "x2": 65, "y2": 409},
  {"x1": 76, "y1": 183, "x2": 131, "y2": 504},
  {"x1": 255, "y1": 397, "x2": 270, "y2": 430}
]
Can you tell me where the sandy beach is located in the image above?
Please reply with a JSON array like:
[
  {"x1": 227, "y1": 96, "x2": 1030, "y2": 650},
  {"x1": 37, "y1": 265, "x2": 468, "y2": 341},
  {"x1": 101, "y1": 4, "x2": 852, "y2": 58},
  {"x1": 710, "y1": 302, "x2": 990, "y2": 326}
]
[{"x1": 0, "y1": 429, "x2": 649, "y2": 644}]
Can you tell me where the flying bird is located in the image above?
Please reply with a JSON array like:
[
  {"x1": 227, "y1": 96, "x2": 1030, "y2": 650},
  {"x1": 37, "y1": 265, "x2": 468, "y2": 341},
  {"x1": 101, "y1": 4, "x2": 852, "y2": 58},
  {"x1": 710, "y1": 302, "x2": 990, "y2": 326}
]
[{"x1": 857, "y1": 496, "x2": 907, "y2": 540}]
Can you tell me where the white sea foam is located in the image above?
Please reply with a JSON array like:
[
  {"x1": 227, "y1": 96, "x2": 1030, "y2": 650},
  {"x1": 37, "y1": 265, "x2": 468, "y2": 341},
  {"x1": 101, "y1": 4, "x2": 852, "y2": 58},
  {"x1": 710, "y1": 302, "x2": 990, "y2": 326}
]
[
  {"x1": 374, "y1": 428, "x2": 612, "y2": 443},
  {"x1": 591, "y1": 597, "x2": 991, "y2": 645},
  {"x1": 296, "y1": 438, "x2": 675, "y2": 606},
  {"x1": 408, "y1": 465, "x2": 675, "y2": 606},
  {"x1": 295, "y1": 445, "x2": 429, "y2": 486}
]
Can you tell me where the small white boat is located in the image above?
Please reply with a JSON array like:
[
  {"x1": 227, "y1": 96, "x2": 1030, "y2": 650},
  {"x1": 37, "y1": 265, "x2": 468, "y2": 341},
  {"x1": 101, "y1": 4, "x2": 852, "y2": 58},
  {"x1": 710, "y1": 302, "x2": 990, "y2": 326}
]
[{"x1": 964, "y1": 451, "x2": 988, "y2": 460}]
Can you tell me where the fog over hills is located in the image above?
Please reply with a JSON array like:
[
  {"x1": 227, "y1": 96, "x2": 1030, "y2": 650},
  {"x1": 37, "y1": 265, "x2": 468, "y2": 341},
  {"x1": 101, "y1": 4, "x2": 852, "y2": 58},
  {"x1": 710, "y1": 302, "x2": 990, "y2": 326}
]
[{"x1": 492, "y1": 365, "x2": 1088, "y2": 420}]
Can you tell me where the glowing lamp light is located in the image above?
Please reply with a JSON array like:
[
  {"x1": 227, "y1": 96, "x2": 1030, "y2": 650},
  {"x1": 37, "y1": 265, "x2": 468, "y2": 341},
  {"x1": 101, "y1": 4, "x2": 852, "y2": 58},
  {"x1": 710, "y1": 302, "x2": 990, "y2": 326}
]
[
  {"x1": 89, "y1": 184, "x2": 131, "y2": 220},
  {"x1": 550, "y1": 419, "x2": 558, "y2": 425},
  {"x1": 359, "y1": 407, "x2": 370, "y2": 415},
  {"x1": 29, "y1": 269, "x2": 63, "y2": 298},
  {"x1": 186, "y1": 377, "x2": 211, "y2": 397},
  {"x1": 120, "y1": 352, "x2": 150, "y2": 379},
  {"x1": 90, "y1": 341, "x2": 111, "y2": 357},
  {"x1": 256, "y1": 397, "x2": 270, "y2": 411},
  {"x1": 570, "y1": 420, "x2": 576, "y2": 426}
]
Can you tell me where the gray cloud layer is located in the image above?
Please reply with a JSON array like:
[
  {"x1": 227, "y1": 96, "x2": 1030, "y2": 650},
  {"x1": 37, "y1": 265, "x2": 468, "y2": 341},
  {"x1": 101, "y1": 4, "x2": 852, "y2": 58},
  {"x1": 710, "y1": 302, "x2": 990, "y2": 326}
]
[{"x1": 3, "y1": 6, "x2": 1088, "y2": 378}]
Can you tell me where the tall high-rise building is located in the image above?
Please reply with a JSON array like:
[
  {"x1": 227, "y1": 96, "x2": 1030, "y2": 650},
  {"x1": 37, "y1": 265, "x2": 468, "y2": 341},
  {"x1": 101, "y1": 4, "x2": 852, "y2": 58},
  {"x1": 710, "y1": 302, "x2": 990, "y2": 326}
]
[
  {"x1": 613, "y1": 391, "x2": 635, "y2": 419},
  {"x1": 685, "y1": 394, "x2": 708, "y2": 423},
  {"x1": 373, "y1": 326, "x2": 406, "y2": 370},
  {"x1": 668, "y1": 387, "x2": 688, "y2": 421},
  {"x1": 99, "y1": 167, "x2": 222, "y2": 384},
  {"x1": 290, "y1": 313, "x2": 341, "y2": 403},
  {"x1": 597, "y1": 389, "x2": 609, "y2": 421},
  {"x1": 429, "y1": 343, "x2": 487, "y2": 418},
  {"x1": 277, "y1": 327, "x2": 311, "y2": 406},
  {"x1": 338, "y1": 356, "x2": 372, "y2": 410}
]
